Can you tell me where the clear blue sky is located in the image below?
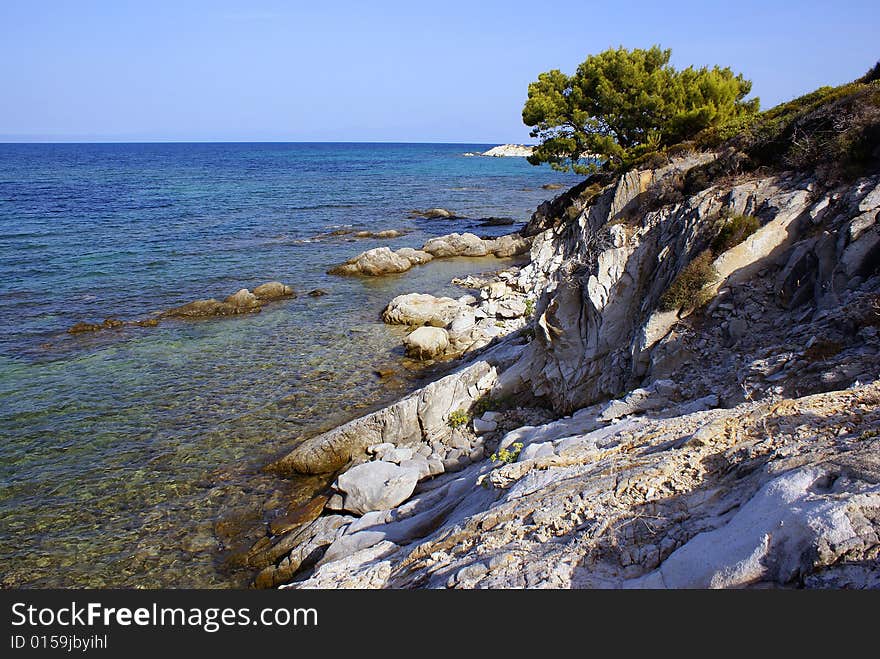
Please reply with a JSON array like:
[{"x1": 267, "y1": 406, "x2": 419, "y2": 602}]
[{"x1": 1, "y1": 0, "x2": 877, "y2": 142}]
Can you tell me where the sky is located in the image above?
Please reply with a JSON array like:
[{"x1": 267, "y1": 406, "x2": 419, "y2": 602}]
[{"x1": 1, "y1": 0, "x2": 878, "y2": 143}]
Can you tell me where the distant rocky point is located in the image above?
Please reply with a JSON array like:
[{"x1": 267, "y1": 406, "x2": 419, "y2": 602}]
[{"x1": 478, "y1": 144, "x2": 535, "y2": 158}]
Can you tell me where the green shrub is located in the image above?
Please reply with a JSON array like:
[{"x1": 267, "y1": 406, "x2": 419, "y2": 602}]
[
  {"x1": 448, "y1": 409, "x2": 470, "y2": 428},
  {"x1": 524, "y1": 298, "x2": 535, "y2": 317},
  {"x1": 658, "y1": 250, "x2": 717, "y2": 311},
  {"x1": 472, "y1": 394, "x2": 516, "y2": 416},
  {"x1": 711, "y1": 212, "x2": 760, "y2": 254}
]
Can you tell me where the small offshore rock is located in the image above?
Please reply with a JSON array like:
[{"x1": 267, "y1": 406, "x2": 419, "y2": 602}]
[
  {"x1": 353, "y1": 229, "x2": 405, "y2": 239},
  {"x1": 252, "y1": 281, "x2": 295, "y2": 299},
  {"x1": 68, "y1": 321, "x2": 102, "y2": 334},
  {"x1": 410, "y1": 208, "x2": 458, "y2": 219},
  {"x1": 329, "y1": 246, "x2": 413, "y2": 276}
]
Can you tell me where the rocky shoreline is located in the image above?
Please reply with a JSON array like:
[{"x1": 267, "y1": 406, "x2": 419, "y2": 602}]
[{"x1": 242, "y1": 142, "x2": 880, "y2": 589}]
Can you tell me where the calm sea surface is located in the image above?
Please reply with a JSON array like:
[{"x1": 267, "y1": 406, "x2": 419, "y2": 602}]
[{"x1": 0, "y1": 142, "x2": 580, "y2": 587}]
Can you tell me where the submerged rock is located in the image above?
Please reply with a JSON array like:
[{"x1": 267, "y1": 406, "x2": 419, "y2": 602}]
[
  {"x1": 163, "y1": 281, "x2": 295, "y2": 318},
  {"x1": 308, "y1": 289, "x2": 329, "y2": 297},
  {"x1": 68, "y1": 317, "x2": 148, "y2": 334},
  {"x1": 164, "y1": 298, "x2": 256, "y2": 318},
  {"x1": 268, "y1": 495, "x2": 328, "y2": 536},
  {"x1": 67, "y1": 321, "x2": 102, "y2": 334}
]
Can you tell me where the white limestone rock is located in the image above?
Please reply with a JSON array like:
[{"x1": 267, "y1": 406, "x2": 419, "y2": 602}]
[
  {"x1": 403, "y1": 326, "x2": 450, "y2": 360},
  {"x1": 335, "y1": 461, "x2": 420, "y2": 515}
]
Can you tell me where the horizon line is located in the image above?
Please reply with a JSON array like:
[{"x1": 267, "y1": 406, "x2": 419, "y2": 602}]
[{"x1": 0, "y1": 139, "x2": 536, "y2": 146}]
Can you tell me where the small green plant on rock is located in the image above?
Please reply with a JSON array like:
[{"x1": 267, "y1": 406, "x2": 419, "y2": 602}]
[
  {"x1": 472, "y1": 395, "x2": 493, "y2": 416},
  {"x1": 490, "y1": 442, "x2": 523, "y2": 464},
  {"x1": 858, "y1": 428, "x2": 879, "y2": 441},
  {"x1": 448, "y1": 409, "x2": 470, "y2": 428},
  {"x1": 524, "y1": 298, "x2": 535, "y2": 317},
  {"x1": 659, "y1": 250, "x2": 717, "y2": 311}
]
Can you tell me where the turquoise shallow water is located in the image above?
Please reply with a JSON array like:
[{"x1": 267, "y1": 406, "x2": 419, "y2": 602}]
[{"x1": 0, "y1": 143, "x2": 580, "y2": 587}]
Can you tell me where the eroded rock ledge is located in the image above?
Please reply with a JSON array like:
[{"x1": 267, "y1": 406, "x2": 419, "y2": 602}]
[{"x1": 283, "y1": 382, "x2": 880, "y2": 589}]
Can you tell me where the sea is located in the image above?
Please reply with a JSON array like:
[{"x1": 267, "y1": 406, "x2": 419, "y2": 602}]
[{"x1": 0, "y1": 142, "x2": 581, "y2": 587}]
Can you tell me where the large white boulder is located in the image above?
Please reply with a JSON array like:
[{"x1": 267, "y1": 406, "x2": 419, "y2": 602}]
[
  {"x1": 403, "y1": 326, "x2": 449, "y2": 359},
  {"x1": 382, "y1": 293, "x2": 465, "y2": 327},
  {"x1": 335, "y1": 461, "x2": 420, "y2": 515},
  {"x1": 422, "y1": 232, "x2": 488, "y2": 258}
]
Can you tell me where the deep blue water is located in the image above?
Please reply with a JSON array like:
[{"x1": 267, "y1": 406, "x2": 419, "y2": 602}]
[{"x1": 0, "y1": 142, "x2": 580, "y2": 587}]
